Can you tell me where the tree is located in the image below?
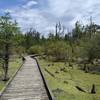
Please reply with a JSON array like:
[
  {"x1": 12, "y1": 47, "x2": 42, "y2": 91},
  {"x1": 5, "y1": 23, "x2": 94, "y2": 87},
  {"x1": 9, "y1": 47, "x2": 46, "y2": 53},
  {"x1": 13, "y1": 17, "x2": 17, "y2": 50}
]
[
  {"x1": 24, "y1": 28, "x2": 41, "y2": 50},
  {"x1": 87, "y1": 33, "x2": 100, "y2": 62},
  {"x1": 78, "y1": 31, "x2": 100, "y2": 72},
  {"x1": 84, "y1": 17, "x2": 100, "y2": 39},
  {"x1": 72, "y1": 21, "x2": 84, "y2": 42},
  {"x1": 55, "y1": 22, "x2": 65, "y2": 40},
  {"x1": 46, "y1": 41, "x2": 70, "y2": 61},
  {"x1": 28, "y1": 45, "x2": 44, "y2": 55},
  {"x1": 48, "y1": 32, "x2": 55, "y2": 40},
  {"x1": 0, "y1": 12, "x2": 20, "y2": 81}
]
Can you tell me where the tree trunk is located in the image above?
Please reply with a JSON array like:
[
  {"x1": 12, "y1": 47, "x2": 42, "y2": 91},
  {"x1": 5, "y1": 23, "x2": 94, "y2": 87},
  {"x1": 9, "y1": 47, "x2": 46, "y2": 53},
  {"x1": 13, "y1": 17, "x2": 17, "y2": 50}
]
[
  {"x1": 83, "y1": 63, "x2": 89, "y2": 73},
  {"x1": 2, "y1": 43, "x2": 9, "y2": 81},
  {"x1": 91, "y1": 84, "x2": 96, "y2": 94}
]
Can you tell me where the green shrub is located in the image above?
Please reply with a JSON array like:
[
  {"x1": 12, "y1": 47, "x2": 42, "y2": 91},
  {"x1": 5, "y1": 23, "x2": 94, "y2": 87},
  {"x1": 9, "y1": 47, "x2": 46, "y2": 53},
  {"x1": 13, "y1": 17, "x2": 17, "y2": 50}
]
[
  {"x1": 46, "y1": 41, "x2": 70, "y2": 61},
  {"x1": 11, "y1": 46, "x2": 26, "y2": 56},
  {"x1": 28, "y1": 45, "x2": 44, "y2": 55}
]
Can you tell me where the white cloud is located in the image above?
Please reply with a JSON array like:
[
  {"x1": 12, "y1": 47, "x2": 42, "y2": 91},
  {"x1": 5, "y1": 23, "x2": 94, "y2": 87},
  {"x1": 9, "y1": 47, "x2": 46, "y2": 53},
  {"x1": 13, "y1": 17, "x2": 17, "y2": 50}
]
[
  {"x1": 23, "y1": 0, "x2": 38, "y2": 8},
  {"x1": 1, "y1": 0, "x2": 100, "y2": 35},
  {"x1": 48, "y1": 0, "x2": 70, "y2": 17},
  {"x1": 10, "y1": 8, "x2": 49, "y2": 34},
  {"x1": 48, "y1": 0, "x2": 100, "y2": 25}
]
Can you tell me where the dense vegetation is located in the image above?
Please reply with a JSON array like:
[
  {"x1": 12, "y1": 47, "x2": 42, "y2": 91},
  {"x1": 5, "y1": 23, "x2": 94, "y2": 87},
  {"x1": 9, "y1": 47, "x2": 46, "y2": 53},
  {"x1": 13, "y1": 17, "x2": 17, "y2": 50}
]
[{"x1": 0, "y1": 13, "x2": 100, "y2": 99}]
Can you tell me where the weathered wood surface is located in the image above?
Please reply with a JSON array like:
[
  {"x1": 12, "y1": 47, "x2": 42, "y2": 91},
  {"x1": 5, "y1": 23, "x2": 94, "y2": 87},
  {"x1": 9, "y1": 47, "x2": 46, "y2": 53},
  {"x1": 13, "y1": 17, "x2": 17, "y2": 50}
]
[{"x1": 0, "y1": 56, "x2": 49, "y2": 100}]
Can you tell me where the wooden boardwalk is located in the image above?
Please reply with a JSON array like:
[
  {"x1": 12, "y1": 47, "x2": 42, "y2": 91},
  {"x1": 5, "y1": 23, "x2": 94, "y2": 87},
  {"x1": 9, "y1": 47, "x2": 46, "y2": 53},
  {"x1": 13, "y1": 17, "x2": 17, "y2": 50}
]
[{"x1": 0, "y1": 56, "x2": 49, "y2": 100}]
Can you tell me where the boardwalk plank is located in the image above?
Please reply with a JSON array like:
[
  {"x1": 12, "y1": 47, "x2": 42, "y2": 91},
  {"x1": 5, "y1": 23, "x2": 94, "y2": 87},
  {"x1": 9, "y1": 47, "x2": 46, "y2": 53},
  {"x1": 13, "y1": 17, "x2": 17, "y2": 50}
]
[{"x1": 0, "y1": 56, "x2": 49, "y2": 100}]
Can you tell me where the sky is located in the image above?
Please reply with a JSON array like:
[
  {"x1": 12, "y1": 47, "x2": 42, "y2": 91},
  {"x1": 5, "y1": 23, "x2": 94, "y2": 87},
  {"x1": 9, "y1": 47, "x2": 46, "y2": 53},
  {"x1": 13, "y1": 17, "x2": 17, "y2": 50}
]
[{"x1": 0, "y1": 0, "x2": 100, "y2": 35}]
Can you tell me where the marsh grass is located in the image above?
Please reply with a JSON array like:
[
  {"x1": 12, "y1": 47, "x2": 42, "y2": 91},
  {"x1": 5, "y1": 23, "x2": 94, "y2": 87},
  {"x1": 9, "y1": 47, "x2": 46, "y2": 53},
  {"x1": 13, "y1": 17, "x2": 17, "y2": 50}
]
[
  {"x1": 38, "y1": 58, "x2": 100, "y2": 100},
  {"x1": 0, "y1": 58, "x2": 22, "y2": 91}
]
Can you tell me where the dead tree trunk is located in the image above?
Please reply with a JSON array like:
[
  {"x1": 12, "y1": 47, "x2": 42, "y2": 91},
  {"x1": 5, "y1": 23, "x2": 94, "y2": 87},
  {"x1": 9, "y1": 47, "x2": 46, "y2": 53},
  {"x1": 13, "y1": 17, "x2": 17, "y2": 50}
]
[{"x1": 91, "y1": 84, "x2": 96, "y2": 94}]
